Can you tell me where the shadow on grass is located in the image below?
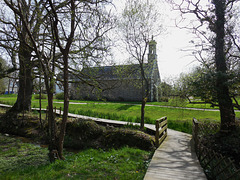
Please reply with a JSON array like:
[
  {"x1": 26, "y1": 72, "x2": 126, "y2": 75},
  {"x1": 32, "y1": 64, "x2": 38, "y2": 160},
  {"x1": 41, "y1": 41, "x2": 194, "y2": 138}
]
[{"x1": 117, "y1": 105, "x2": 135, "y2": 111}]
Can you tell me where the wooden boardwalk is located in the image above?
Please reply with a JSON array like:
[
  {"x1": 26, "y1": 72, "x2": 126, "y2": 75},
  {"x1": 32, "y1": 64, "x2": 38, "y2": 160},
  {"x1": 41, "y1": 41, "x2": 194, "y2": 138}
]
[
  {"x1": 0, "y1": 104, "x2": 206, "y2": 179},
  {"x1": 144, "y1": 129, "x2": 206, "y2": 180}
]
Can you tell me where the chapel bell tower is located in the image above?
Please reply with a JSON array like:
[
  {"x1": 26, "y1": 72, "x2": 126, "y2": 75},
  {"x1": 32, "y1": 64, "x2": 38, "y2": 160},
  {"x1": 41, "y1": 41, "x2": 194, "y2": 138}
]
[{"x1": 148, "y1": 37, "x2": 157, "y2": 64}]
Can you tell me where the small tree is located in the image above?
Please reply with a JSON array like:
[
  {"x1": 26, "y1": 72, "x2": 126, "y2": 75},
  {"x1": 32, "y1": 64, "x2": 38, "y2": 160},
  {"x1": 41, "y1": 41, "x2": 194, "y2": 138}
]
[
  {"x1": 159, "y1": 81, "x2": 173, "y2": 101},
  {"x1": 46, "y1": 0, "x2": 113, "y2": 160},
  {"x1": 119, "y1": 0, "x2": 163, "y2": 129}
]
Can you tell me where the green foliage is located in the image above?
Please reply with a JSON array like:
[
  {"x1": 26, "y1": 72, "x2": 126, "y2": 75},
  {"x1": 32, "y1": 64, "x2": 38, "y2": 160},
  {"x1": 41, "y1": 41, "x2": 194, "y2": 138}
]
[
  {"x1": 0, "y1": 57, "x2": 7, "y2": 79},
  {"x1": 34, "y1": 94, "x2": 47, "y2": 99},
  {"x1": 175, "y1": 66, "x2": 240, "y2": 109},
  {"x1": 55, "y1": 92, "x2": 64, "y2": 100},
  {"x1": 187, "y1": 67, "x2": 218, "y2": 103},
  {"x1": 159, "y1": 81, "x2": 173, "y2": 99},
  {"x1": 159, "y1": 96, "x2": 169, "y2": 102},
  {"x1": 0, "y1": 79, "x2": 5, "y2": 94}
]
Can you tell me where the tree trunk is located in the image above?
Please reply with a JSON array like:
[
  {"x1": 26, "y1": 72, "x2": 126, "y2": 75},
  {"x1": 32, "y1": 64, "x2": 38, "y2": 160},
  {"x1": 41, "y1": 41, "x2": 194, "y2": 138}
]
[
  {"x1": 140, "y1": 75, "x2": 150, "y2": 130},
  {"x1": 41, "y1": 59, "x2": 59, "y2": 162},
  {"x1": 214, "y1": 0, "x2": 235, "y2": 131},
  {"x1": 8, "y1": 79, "x2": 10, "y2": 94},
  {"x1": 11, "y1": 79, "x2": 16, "y2": 94},
  {"x1": 47, "y1": 91, "x2": 58, "y2": 162},
  {"x1": 58, "y1": 54, "x2": 69, "y2": 160},
  {"x1": 141, "y1": 97, "x2": 147, "y2": 130},
  {"x1": 8, "y1": 41, "x2": 33, "y2": 113},
  {"x1": 0, "y1": 41, "x2": 33, "y2": 132},
  {"x1": 46, "y1": 0, "x2": 74, "y2": 161}
]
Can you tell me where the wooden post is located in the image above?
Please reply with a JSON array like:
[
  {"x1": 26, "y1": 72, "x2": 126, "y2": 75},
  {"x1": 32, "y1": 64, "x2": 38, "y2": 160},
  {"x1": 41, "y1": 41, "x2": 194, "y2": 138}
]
[
  {"x1": 193, "y1": 118, "x2": 199, "y2": 155},
  {"x1": 155, "y1": 120, "x2": 160, "y2": 148},
  {"x1": 165, "y1": 117, "x2": 167, "y2": 134}
]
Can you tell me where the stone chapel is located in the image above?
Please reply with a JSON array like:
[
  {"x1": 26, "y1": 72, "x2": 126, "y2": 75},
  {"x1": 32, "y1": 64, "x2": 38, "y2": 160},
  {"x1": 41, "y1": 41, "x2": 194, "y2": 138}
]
[{"x1": 69, "y1": 39, "x2": 161, "y2": 102}]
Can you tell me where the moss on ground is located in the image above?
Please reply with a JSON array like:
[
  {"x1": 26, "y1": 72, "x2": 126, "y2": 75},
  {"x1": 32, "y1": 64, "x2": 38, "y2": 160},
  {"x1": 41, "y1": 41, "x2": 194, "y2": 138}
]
[
  {"x1": 64, "y1": 118, "x2": 155, "y2": 151},
  {"x1": 0, "y1": 108, "x2": 155, "y2": 151}
]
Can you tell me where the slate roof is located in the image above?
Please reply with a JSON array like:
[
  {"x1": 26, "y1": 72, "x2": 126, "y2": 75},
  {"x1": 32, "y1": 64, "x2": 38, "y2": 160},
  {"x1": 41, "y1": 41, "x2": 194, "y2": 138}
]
[{"x1": 80, "y1": 62, "x2": 157, "y2": 81}]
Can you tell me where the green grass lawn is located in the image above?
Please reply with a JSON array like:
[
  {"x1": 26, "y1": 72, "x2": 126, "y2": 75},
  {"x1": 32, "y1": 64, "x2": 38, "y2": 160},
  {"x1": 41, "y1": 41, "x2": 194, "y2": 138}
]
[
  {"x1": 1, "y1": 94, "x2": 239, "y2": 134},
  {"x1": 0, "y1": 134, "x2": 151, "y2": 179},
  {"x1": 0, "y1": 94, "x2": 224, "y2": 121}
]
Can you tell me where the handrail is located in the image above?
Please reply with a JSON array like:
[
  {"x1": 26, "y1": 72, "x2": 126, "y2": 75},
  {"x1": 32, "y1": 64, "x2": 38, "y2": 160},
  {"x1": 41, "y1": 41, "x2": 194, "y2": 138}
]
[{"x1": 155, "y1": 116, "x2": 167, "y2": 148}]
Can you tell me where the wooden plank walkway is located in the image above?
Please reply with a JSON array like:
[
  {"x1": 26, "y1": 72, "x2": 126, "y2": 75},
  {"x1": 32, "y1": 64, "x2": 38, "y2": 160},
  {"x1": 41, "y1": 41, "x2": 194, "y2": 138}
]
[
  {"x1": 0, "y1": 104, "x2": 206, "y2": 179},
  {"x1": 144, "y1": 129, "x2": 206, "y2": 180}
]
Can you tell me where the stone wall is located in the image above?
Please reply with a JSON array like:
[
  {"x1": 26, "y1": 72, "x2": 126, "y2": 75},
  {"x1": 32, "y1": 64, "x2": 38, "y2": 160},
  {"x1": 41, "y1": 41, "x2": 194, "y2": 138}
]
[{"x1": 70, "y1": 79, "x2": 147, "y2": 102}]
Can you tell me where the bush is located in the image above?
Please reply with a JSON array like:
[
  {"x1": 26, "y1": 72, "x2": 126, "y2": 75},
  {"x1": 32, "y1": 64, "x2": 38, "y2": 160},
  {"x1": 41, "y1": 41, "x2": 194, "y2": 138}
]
[
  {"x1": 103, "y1": 129, "x2": 155, "y2": 151},
  {"x1": 64, "y1": 118, "x2": 155, "y2": 151},
  {"x1": 55, "y1": 92, "x2": 64, "y2": 100},
  {"x1": 34, "y1": 94, "x2": 47, "y2": 99},
  {"x1": 64, "y1": 119, "x2": 105, "y2": 149},
  {"x1": 159, "y1": 96, "x2": 169, "y2": 102}
]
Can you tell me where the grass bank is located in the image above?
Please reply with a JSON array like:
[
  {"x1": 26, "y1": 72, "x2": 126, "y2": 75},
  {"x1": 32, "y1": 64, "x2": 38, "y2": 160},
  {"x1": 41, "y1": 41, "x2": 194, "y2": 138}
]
[
  {"x1": 1, "y1": 95, "x2": 239, "y2": 134},
  {"x1": 0, "y1": 133, "x2": 152, "y2": 179}
]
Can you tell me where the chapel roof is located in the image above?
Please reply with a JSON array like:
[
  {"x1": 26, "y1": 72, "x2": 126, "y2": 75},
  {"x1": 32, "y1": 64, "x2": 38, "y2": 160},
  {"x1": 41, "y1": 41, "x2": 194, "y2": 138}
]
[{"x1": 80, "y1": 62, "x2": 157, "y2": 80}]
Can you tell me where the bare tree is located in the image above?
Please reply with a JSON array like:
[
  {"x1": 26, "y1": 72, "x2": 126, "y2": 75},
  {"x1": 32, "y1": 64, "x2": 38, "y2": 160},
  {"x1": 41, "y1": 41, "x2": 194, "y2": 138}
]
[
  {"x1": 46, "y1": 0, "x2": 113, "y2": 161},
  {"x1": 1, "y1": 0, "x2": 113, "y2": 162},
  {"x1": 0, "y1": 0, "x2": 49, "y2": 114},
  {"x1": 119, "y1": 0, "x2": 162, "y2": 129}
]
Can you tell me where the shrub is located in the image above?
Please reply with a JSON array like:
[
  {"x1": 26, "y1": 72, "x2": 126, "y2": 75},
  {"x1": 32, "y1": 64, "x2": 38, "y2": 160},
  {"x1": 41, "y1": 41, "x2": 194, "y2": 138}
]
[
  {"x1": 159, "y1": 96, "x2": 169, "y2": 102},
  {"x1": 55, "y1": 92, "x2": 64, "y2": 100},
  {"x1": 64, "y1": 119, "x2": 105, "y2": 149},
  {"x1": 64, "y1": 118, "x2": 155, "y2": 151},
  {"x1": 34, "y1": 94, "x2": 47, "y2": 99},
  {"x1": 103, "y1": 129, "x2": 155, "y2": 151}
]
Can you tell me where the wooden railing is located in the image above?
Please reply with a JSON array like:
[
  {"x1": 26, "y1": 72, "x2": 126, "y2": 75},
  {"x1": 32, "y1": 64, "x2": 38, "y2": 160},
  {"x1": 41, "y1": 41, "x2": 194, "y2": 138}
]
[
  {"x1": 45, "y1": 106, "x2": 63, "y2": 117},
  {"x1": 155, "y1": 116, "x2": 167, "y2": 148},
  {"x1": 192, "y1": 118, "x2": 200, "y2": 154},
  {"x1": 192, "y1": 118, "x2": 240, "y2": 180}
]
